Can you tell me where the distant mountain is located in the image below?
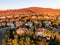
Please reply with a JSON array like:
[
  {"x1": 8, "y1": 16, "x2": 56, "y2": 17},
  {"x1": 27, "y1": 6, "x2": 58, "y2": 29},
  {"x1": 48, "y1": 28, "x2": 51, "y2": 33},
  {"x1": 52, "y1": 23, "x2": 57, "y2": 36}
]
[{"x1": 0, "y1": 7, "x2": 60, "y2": 16}]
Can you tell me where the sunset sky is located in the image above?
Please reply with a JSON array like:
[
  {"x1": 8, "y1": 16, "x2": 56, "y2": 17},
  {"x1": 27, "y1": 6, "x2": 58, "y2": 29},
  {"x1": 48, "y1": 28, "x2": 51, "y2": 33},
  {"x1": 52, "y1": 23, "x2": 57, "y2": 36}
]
[{"x1": 0, "y1": 0, "x2": 60, "y2": 10}]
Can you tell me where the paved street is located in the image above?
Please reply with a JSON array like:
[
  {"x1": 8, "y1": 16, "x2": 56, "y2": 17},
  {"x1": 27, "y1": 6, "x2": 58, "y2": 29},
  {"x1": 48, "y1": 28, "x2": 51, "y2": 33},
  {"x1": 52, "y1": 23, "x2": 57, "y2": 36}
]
[
  {"x1": 0, "y1": 28, "x2": 6, "y2": 45},
  {"x1": 0, "y1": 27, "x2": 17, "y2": 45}
]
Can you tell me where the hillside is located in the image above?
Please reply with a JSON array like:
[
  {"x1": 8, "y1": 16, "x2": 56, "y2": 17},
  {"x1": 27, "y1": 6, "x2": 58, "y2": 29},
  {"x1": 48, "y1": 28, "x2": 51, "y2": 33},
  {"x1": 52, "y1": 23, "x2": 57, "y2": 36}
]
[{"x1": 0, "y1": 7, "x2": 60, "y2": 16}]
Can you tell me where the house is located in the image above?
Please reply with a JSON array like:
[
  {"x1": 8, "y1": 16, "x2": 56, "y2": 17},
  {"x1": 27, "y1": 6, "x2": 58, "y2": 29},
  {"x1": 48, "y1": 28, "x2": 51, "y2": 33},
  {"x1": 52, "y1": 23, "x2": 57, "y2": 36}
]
[
  {"x1": 1, "y1": 22, "x2": 6, "y2": 26},
  {"x1": 44, "y1": 21, "x2": 51, "y2": 26},
  {"x1": 36, "y1": 28, "x2": 46, "y2": 37},
  {"x1": 7, "y1": 22, "x2": 14, "y2": 27},
  {"x1": 15, "y1": 21, "x2": 24, "y2": 27},
  {"x1": 25, "y1": 21, "x2": 33, "y2": 28}
]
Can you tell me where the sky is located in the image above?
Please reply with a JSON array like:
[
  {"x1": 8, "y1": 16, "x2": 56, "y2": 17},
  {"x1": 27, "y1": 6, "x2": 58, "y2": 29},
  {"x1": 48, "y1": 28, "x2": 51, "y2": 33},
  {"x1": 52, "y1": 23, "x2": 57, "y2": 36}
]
[{"x1": 0, "y1": 0, "x2": 60, "y2": 10}]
